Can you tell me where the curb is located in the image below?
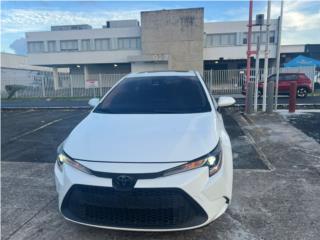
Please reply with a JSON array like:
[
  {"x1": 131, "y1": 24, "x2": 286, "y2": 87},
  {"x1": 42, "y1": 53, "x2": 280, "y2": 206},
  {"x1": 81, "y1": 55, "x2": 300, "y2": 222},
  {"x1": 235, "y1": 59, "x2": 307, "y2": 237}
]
[{"x1": 233, "y1": 103, "x2": 320, "y2": 110}]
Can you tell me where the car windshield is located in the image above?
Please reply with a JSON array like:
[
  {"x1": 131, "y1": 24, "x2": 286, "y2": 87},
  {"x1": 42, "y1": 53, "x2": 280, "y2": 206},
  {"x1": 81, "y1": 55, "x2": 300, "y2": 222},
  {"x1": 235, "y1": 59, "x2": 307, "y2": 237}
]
[{"x1": 94, "y1": 75, "x2": 211, "y2": 114}]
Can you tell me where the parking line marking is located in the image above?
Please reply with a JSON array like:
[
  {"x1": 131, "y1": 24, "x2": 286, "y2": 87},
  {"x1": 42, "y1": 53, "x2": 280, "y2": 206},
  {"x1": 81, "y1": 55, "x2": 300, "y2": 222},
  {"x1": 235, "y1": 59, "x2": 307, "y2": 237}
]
[
  {"x1": 1, "y1": 109, "x2": 34, "y2": 119},
  {"x1": 7, "y1": 118, "x2": 64, "y2": 143}
]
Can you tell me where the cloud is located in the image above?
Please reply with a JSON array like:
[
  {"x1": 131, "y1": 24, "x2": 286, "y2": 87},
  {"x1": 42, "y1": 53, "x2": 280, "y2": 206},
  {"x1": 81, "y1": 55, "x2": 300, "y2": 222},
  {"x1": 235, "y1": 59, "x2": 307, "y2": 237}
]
[
  {"x1": 268, "y1": 0, "x2": 320, "y2": 44},
  {"x1": 219, "y1": 1, "x2": 320, "y2": 44},
  {"x1": 9, "y1": 37, "x2": 27, "y2": 55},
  {"x1": 1, "y1": 8, "x2": 144, "y2": 35}
]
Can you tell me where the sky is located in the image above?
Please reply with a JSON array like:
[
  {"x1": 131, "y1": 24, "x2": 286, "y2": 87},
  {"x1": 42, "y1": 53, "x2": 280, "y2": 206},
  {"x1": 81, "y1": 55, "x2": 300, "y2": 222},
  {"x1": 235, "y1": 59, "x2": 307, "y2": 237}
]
[{"x1": 1, "y1": 0, "x2": 320, "y2": 55}]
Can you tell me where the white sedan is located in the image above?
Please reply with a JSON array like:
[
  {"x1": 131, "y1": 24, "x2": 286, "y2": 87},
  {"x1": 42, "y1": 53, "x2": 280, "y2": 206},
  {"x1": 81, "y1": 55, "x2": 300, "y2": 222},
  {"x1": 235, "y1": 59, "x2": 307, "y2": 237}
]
[{"x1": 55, "y1": 71, "x2": 235, "y2": 231}]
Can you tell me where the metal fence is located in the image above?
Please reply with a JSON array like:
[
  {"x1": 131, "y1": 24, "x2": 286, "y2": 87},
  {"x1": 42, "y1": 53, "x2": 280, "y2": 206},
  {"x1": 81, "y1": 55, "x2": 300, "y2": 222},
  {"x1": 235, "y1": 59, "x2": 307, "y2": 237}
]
[
  {"x1": 1, "y1": 73, "x2": 126, "y2": 99},
  {"x1": 203, "y1": 66, "x2": 317, "y2": 95},
  {"x1": 1, "y1": 66, "x2": 317, "y2": 98}
]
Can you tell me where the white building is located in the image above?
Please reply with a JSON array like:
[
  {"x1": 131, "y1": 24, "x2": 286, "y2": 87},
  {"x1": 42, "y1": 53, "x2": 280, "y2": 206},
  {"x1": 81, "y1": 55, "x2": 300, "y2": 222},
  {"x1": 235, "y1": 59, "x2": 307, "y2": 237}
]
[
  {"x1": 1, "y1": 52, "x2": 55, "y2": 92},
  {"x1": 26, "y1": 20, "x2": 141, "y2": 75},
  {"x1": 26, "y1": 8, "x2": 307, "y2": 84},
  {"x1": 1, "y1": 52, "x2": 70, "y2": 97},
  {"x1": 204, "y1": 19, "x2": 279, "y2": 69}
]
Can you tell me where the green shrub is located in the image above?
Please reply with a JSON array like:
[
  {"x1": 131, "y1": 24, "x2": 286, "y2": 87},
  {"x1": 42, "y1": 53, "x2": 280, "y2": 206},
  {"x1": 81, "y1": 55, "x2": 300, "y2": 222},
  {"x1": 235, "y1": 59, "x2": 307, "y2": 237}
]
[{"x1": 5, "y1": 85, "x2": 27, "y2": 99}]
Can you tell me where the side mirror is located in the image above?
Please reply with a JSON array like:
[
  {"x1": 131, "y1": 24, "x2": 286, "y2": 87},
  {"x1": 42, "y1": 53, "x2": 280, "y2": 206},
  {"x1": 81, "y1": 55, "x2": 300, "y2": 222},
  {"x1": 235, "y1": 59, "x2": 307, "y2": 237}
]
[
  {"x1": 217, "y1": 96, "x2": 236, "y2": 108},
  {"x1": 88, "y1": 98, "x2": 100, "y2": 108}
]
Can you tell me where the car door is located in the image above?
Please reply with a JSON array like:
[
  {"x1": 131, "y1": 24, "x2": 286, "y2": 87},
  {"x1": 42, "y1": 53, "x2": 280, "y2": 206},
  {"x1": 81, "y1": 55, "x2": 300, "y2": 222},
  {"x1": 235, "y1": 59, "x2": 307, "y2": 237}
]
[
  {"x1": 278, "y1": 74, "x2": 290, "y2": 93},
  {"x1": 269, "y1": 74, "x2": 286, "y2": 93}
]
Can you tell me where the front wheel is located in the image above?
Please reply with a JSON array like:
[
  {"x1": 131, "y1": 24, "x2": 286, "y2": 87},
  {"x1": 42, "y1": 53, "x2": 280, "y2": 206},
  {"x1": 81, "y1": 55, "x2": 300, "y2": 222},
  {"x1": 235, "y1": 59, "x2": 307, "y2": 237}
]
[{"x1": 297, "y1": 87, "x2": 308, "y2": 98}]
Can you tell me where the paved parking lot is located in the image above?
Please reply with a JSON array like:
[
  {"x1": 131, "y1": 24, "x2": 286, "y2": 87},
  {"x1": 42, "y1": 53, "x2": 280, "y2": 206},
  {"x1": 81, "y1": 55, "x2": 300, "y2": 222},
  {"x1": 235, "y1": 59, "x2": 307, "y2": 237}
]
[
  {"x1": 282, "y1": 111, "x2": 320, "y2": 144},
  {"x1": 1, "y1": 109, "x2": 88, "y2": 163},
  {"x1": 1, "y1": 109, "x2": 266, "y2": 169},
  {"x1": 1, "y1": 109, "x2": 320, "y2": 240}
]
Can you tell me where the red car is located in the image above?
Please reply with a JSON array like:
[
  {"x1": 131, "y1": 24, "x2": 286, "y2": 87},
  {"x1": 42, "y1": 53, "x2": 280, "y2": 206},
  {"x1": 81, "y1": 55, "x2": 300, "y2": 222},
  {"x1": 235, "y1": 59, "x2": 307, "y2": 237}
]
[{"x1": 242, "y1": 73, "x2": 313, "y2": 98}]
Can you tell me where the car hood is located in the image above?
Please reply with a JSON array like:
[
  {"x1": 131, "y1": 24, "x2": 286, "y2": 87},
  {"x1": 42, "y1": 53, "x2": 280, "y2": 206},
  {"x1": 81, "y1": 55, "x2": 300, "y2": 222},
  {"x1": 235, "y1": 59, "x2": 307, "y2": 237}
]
[{"x1": 63, "y1": 112, "x2": 219, "y2": 163}]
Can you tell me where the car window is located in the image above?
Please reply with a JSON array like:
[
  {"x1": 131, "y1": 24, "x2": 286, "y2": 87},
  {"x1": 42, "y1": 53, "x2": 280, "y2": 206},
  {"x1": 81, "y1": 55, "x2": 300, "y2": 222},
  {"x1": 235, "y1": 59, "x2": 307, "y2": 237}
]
[
  {"x1": 279, "y1": 74, "x2": 287, "y2": 81},
  {"x1": 94, "y1": 76, "x2": 212, "y2": 114},
  {"x1": 268, "y1": 75, "x2": 276, "y2": 81},
  {"x1": 279, "y1": 74, "x2": 289, "y2": 81},
  {"x1": 282, "y1": 74, "x2": 298, "y2": 81}
]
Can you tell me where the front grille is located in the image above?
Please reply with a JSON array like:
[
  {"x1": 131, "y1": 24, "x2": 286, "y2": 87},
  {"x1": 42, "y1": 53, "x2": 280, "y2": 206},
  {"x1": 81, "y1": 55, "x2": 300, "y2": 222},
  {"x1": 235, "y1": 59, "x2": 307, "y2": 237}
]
[{"x1": 61, "y1": 185, "x2": 208, "y2": 229}]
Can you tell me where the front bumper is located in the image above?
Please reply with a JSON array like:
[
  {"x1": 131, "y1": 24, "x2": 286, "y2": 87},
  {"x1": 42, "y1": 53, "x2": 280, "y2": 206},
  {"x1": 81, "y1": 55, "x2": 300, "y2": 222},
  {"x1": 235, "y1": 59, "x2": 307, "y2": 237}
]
[
  {"x1": 61, "y1": 185, "x2": 208, "y2": 229},
  {"x1": 54, "y1": 134, "x2": 233, "y2": 231}
]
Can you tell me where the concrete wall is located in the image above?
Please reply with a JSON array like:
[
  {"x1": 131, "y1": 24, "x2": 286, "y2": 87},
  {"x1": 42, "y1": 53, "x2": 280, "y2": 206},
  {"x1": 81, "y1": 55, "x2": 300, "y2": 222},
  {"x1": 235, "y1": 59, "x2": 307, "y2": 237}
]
[
  {"x1": 141, "y1": 8, "x2": 204, "y2": 73},
  {"x1": 281, "y1": 44, "x2": 305, "y2": 53},
  {"x1": 1, "y1": 52, "x2": 52, "y2": 71},
  {"x1": 1, "y1": 68, "x2": 39, "y2": 86}
]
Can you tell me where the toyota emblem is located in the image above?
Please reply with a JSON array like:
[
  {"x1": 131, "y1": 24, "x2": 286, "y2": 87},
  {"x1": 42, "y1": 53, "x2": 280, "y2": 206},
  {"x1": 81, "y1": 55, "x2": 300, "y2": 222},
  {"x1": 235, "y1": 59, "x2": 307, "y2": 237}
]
[{"x1": 112, "y1": 175, "x2": 136, "y2": 191}]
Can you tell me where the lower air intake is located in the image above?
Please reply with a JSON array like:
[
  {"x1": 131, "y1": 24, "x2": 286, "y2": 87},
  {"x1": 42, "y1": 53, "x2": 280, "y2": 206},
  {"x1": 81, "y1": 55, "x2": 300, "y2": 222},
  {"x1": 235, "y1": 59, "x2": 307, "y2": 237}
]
[{"x1": 61, "y1": 185, "x2": 208, "y2": 229}]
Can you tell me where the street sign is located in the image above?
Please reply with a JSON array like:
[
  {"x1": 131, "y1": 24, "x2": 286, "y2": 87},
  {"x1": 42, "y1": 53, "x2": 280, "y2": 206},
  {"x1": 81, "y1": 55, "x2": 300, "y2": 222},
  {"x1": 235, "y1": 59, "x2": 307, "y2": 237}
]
[{"x1": 85, "y1": 79, "x2": 98, "y2": 89}]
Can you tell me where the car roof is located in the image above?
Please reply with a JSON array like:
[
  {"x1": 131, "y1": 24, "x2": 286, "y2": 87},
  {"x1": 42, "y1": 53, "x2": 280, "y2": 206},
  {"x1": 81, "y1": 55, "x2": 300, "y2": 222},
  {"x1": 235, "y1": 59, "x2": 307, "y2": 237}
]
[
  {"x1": 270, "y1": 73, "x2": 303, "y2": 75},
  {"x1": 269, "y1": 73, "x2": 305, "y2": 77},
  {"x1": 126, "y1": 70, "x2": 197, "y2": 78}
]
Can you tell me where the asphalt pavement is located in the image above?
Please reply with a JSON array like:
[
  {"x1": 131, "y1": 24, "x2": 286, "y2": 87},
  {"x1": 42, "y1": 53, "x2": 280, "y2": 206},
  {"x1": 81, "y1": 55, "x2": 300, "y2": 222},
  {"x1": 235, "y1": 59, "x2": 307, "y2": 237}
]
[
  {"x1": 280, "y1": 110, "x2": 320, "y2": 144},
  {"x1": 1, "y1": 109, "x2": 265, "y2": 169},
  {"x1": 1, "y1": 109, "x2": 320, "y2": 240},
  {"x1": 1, "y1": 98, "x2": 90, "y2": 109}
]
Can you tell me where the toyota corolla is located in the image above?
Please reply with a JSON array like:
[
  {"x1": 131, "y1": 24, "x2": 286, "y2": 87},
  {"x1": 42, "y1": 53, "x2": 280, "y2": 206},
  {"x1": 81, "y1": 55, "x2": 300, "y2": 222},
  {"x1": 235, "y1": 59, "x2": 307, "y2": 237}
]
[{"x1": 55, "y1": 71, "x2": 235, "y2": 231}]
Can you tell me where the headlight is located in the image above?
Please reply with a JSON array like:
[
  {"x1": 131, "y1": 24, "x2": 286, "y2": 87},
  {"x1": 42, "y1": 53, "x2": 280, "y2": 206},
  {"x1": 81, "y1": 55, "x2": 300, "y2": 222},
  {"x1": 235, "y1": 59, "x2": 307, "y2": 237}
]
[
  {"x1": 56, "y1": 146, "x2": 92, "y2": 175},
  {"x1": 163, "y1": 141, "x2": 222, "y2": 177}
]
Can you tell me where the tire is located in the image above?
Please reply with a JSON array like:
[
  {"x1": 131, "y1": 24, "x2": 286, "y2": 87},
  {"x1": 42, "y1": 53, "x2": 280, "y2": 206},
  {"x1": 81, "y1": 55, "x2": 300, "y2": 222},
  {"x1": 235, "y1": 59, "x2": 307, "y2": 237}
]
[{"x1": 297, "y1": 87, "x2": 308, "y2": 98}]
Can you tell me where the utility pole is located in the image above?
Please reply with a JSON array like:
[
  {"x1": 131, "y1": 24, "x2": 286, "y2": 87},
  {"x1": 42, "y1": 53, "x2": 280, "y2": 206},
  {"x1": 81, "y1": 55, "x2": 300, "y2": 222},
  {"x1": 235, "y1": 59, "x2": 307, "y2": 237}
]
[
  {"x1": 254, "y1": 14, "x2": 264, "y2": 112},
  {"x1": 254, "y1": 25, "x2": 262, "y2": 112},
  {"x1": 262, "y1": 0, "x2": 271, "y2": 112},
  {"x1": 245, "y1": 0, "x2": 254, "y2": 113},
  {"x1": 275, "y1": 0, "x2": 284, "y2": 110}
]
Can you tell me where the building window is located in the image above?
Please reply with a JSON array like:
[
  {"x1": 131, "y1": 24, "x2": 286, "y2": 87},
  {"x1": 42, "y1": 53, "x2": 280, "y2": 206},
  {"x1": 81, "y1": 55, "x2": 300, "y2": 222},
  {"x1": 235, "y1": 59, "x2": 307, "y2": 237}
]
[
  {"x1": 47, "y1": 41, "x2": 56, "y2": 52},
  {"x1": 60, "y1": 40, "x2": 78, "y2": 51},
  {"x1": 269, "y1": 35, "x2": 275, "y2": 43},
  {"x1": 94, "y1": 38, "x2": 110, "y2": 51},
  {"x1": 206, "y1": 33, "x2": 236, "y2": 47},
  {"x1": 269, "y1": 31, "x2": 275, "y2": 43},
  {"x1": 81, "y1": 39, "x2": 91, "y2": 51},
  {"x1": 27, "y1": 41, "x2": 44, "y2": 53},
  {"x1": 243, "y1": 31, "x2": 276, "y2": 44},
  {"x1": 118, "y1": 37, "x2": 141, "y2": 49},
  {"x1": 243, "y1": 38, "x2": 247, "y2": 44}
]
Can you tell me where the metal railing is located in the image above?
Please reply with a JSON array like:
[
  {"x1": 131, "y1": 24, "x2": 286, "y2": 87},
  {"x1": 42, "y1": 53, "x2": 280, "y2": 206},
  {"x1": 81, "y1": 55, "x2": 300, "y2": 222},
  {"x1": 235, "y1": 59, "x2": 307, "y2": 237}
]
[
  {"x1": 1, "y1": 66, "x2": 317, "y2": 98},
  {"x1": 1, "y1": 73, "x2": 126, "y2": 99},
  {"x1": 203, "y1": 66, "x2": 317, "y2": 95}
]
